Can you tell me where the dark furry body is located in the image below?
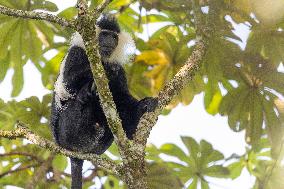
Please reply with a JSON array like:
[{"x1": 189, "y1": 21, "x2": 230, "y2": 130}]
[
  {"x1": 50, "y1": 14, "x2": 157, "y2": 189},
  {"x1": 50, "y1": 46, "x2": 152, "y2": 154},
  {"x1": 50, "y1": 46, "x2": 156, "y2": 189}
]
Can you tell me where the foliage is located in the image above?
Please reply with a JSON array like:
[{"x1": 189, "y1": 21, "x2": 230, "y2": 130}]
[
  {"x1": 0, "y1": 0, "x2": 284, "y2": 188},
  {"x1": 147, "y1": 137, "x2": 230, "y2": 189}
]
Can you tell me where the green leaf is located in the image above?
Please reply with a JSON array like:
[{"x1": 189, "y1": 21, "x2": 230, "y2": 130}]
[
  {"x1": 246, "y1": 91, "x2": 263, "y2": 146},
  {"x1": 201, "y1": 179, "x2": 210, "y2": 189},
  {"x1": 58, "y1": 7, "x2": 78, "y2": 20},
  {"x1": 11, "y1": 62, "x2": 24, "y2": 97},
  {"x1": 181, "y1": 136, "x2": 199, "y2": 158},
  {"x1": 204, "y1": 165, "x2": 230, "y2": 178},
  {"x1": 30, "y1": 0, "x2": 58, "y2": 12},
  {"x1": 228, "y1": 161, "x2": 244, "y2": 179},
  {"x1": 147, "y1": 163, "x2": 182, "y2": 189},
  {"x1": 0, "y1": 55, "x2": 10, "y2": 82},
  {"x1": 204, "y1": 80, "x2": 222, "y2": 115},
  {"x1": 160, "y1": 143, "x2": 188, "y2": 163},
  {"x1": 188, "y1": 177, "x2": 198, "y2": 189},
  {"x1": 0, "y1": 19, "x2": 18, "y2": 58},
  {"x1": 52, "y1": 155, "x2": 68, "y2": 172}
]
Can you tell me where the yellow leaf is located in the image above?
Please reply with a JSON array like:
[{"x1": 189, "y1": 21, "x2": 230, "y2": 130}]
[
  {"x1": 206, "y1": 91, "x2": 223, "y2": 115},
  {"x1": 135, "y1": 49, "x2": 171, "y2": 66}
]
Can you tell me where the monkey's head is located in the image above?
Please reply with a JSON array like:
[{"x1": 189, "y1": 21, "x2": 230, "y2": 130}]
[{"x1": 96, "y1": 14, "x2": 135, "y2": 63}]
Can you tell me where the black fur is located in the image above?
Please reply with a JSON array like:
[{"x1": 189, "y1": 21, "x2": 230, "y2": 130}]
[
  {"x1": 97, "y1": 14, "x2": 120, "y2": 33},
  {"x1": 50, "y1": 15, "x2": 157, "y2": 189}
]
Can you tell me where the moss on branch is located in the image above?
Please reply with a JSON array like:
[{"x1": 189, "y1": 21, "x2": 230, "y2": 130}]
[
  {"x1": 0, "y1": 122, "x2": 119, "y2": 175},
  {"x1": 0, "y1": 5, "x2": 75, "y2": 29}
]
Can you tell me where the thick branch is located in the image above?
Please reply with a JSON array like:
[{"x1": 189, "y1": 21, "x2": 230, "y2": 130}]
[
  {"x1": 134, "y1": 0, "x2": 209, "y2": 151},
  {"x1": 0, "y1": 5, "x2": 75, "y2": 29},
  {"x1": 133, "y1": 40, "x2": 207, "y2": 148},
  {"x1": 0, "y1": 122, "x2": 119, "y2": 176}
]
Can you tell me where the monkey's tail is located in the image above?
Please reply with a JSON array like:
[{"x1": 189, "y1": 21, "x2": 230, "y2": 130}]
[{"x1": 70, "y1": 158, "x2": 84, "y2": 189}]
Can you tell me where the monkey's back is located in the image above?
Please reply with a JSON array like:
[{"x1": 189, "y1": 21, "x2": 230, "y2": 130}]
[{"x1": 57, "y1": 98, "x2": 114, "y2": 155}]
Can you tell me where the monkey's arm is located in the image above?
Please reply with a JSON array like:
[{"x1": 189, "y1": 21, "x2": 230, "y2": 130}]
[
  {"x1": 62, "y1": 46, "x2": 93, "y2": 94},
  {"x1": 111, "y1": 64, "x2": 158, "y2": 139}
]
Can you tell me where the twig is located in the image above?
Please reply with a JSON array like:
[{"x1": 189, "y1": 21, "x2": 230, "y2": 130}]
[
  {"x1": 263, "y1": 139, "x2": 284, "y2": 187},
  {"x1": 77, "y1": 0, "x2": 88, "y2": 16},
  {"x1": 96, "y1": 0, "x2": 114, "y2": 13},
  {"x1": 25, "y1": 154, "x2": 55, "y2": 189},
  {"x1": 0, "y1": 122, "x2": 119, "y2": 176},
  {"x1": 0, "y1": 152, "x2": 43, "y2": 163},
  {"x1": 0, "y1": 163, "x2": 40, "y2": 178},
  {"x1": 0, "y1": 5, "x2": 75, "y2": 29}
]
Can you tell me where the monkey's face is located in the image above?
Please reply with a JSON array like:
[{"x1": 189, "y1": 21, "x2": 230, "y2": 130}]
[{"x1": 98, "y1": 30, "x2": 118, "y2": 58}]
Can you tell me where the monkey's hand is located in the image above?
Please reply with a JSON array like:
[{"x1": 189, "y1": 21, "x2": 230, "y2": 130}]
[
  {"x1": 138, "y1": 97, "x2": 158, "y2": 114},
  {"x1": 77, "y1": 81, "x2": 97, "y2": 106}
]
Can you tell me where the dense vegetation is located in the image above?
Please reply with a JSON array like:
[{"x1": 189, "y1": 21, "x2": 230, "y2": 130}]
[{"x1": 0, "y1": 0, "x2": 283, "y2": 188}]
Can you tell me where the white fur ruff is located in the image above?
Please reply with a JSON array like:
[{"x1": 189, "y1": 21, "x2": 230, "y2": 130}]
[
  {"x1": 107, "y1": 31, "x2": 136, "y2": 64},
  {"x1": 70, "y1": 32, "x2": 85, "y2": 49},
  {"x1": 54, "y1": 56, "x2": 74, "y2": 110}
]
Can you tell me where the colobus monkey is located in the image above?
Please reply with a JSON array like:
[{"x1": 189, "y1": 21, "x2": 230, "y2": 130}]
[{"x1": 50, "y1": 14, "x2": 157, "y2": 189}]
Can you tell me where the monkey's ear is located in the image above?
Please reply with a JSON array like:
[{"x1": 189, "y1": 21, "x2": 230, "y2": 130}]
[{"x1": 108, "y1": 31, "x2": 136, "y2": 64}]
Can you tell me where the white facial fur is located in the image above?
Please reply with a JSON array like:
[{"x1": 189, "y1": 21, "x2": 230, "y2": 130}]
[
  {"x1": 70, "y1": 32, "x2": 85, "y2": 49},
  {"x1": 107, "y1": 31, "x2": 136, "y2": 64},
  {"x1": 70, "y1": 30, "x2": 136, "y2": 64}
]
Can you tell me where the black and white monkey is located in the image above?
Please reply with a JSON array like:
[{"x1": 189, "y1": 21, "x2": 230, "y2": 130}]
[{"x1": 50, "y1": 14, "x2": 157, "y2": 189}]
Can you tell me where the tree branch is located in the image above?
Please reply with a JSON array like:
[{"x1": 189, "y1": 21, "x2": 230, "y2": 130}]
[
  {"x1": 75, "y1": 0, "x2": 130, "y2": 161},
  {"x1": 0, "y1": 122, "x2": 119, "y2": 176},
  {"x1": 95, "y1": 0, "x2": 114, "y2": 13},
  {"x1": 134, "y1": 0, "x2": 209, "y2": 151},
  {"x1": 25, "y1": 154, "x2": 55, "y2": 189},
  {"x1": 0, "y1": 163, "x2": 40, "y2": 178},
  {"x1": 0, "y1": 152, "x2": 43, "y2": 163},
  {"x1": 133, "y1": 40, "x2": 207, "y2": 148},
  {"x1": 0, "y1": 5, "x2": 75, "y2": 29},
  {"x1": 77, "y1": 0, "x2": 88, "y2": 15}
]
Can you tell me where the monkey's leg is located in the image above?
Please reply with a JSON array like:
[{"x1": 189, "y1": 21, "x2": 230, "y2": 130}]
[{"x1": 71, "y1": 158, "x2": 84, "y2": 189}]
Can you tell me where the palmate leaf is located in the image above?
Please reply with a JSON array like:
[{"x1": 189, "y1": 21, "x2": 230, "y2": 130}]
[
  {"x1": 101, "y1": 163, "x2": 182, "y2": 189},
  {"x1": 158, "y1": 137, "x2": 229, "y2": 187},
  {"x1": 246, "y1": 29, "x2": 284, "y2": 66},
  {"x1": 0, "y1": 0, "x2": 58, "y2": 97},
  {"x1": 0, "y1": 94, "x2": 52, "y2": 139},
  {"x1": 202, "y1": 37, "x2": 242, "y2": 115},
  {"x1": 147, "y1": 163, "x2": 183, "y2": 189},
  {"x1": 224, "y1": 0, "x2": 252, "y2": 23},
  {"x1": 220, "y1": 55, "x2": 284, "y2": 148}
]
